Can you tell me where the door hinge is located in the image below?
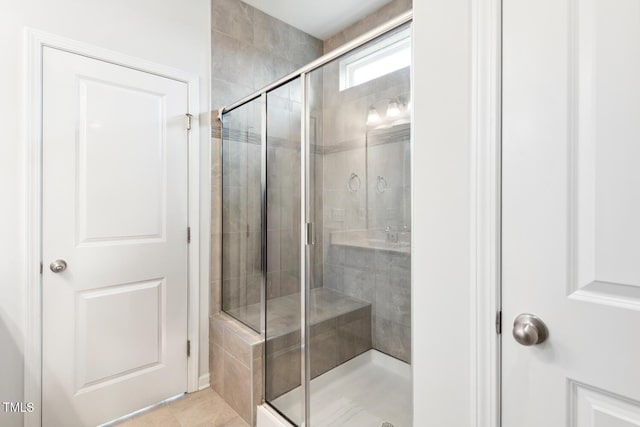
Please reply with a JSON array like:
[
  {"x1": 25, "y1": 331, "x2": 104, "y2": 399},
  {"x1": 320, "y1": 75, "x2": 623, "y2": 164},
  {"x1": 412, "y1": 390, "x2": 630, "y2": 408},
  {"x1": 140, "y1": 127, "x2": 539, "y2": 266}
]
[
  {"x1": 187, "y1": 340, "x2": 191, "y2": 357},
  {"x1": 187, "y1": 227, "x2": 191, "y2": 243},
  {"x1": 306, "y1": 222, "x2": 315, "y2": 245},
  {"x1": 185, "y1": 113, "x2": 193, "y2": 131},
  {"x1": 40, "y1": 262, "x2": 43, "y2": 275},
  {"x1": 495, "y1": 310, "x2": 502, "y2": 335}
]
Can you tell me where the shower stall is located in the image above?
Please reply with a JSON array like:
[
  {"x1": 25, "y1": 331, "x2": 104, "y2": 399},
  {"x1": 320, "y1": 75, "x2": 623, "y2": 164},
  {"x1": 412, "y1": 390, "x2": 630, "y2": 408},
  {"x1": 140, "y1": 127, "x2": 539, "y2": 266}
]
[{"x1": 219, "y1": 13, "x2": 412, "y2": 427}]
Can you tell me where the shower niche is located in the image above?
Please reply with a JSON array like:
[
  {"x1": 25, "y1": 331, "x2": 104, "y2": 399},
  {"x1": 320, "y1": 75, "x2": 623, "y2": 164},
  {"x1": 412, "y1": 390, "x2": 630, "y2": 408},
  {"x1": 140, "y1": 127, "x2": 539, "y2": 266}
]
[{"x1": 217, "y1": 17, "x2": 412, "y2": 427}]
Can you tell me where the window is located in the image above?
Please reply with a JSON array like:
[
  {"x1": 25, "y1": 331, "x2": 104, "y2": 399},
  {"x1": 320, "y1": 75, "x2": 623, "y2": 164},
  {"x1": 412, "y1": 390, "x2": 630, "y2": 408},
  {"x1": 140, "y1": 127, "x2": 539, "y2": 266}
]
[{"x1": 339, "y1": 27, "x2": 411, "y2": 91}]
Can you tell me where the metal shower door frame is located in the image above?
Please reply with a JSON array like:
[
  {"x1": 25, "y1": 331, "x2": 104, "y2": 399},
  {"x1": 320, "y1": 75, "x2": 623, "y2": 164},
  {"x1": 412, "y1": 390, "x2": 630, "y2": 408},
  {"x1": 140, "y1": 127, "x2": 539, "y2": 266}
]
[{"x1": 220, "y1": 11, "x2": 414, "y2": 426}]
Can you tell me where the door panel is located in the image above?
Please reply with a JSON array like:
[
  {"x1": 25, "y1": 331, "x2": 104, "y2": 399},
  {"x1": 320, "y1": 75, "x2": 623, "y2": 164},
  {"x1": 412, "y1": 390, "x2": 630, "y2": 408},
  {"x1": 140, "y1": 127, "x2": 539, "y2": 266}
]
[
  {"x1": 503, "y1": 0, "x2": 640, "y2": 425},
  {"x1": 572, "y1": 383, "x2": 640, "y2": 427},
  {"x1": 569, "y1": 0, "x2": 640, "y2": 299},
  {"x1": 42, "y1": 47, "x2": 189, "y2": 426},
  {"x1": 76, "y1": 279, "x2": 163, "y2": 390},
  {"x1": 78, "y1": 78, "x2": 166, "y2": 244}
]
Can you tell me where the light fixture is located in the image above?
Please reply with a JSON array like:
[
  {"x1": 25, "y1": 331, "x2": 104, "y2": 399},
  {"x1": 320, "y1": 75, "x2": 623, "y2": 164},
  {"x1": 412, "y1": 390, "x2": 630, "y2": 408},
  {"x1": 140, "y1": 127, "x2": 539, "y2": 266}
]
[
  {"x1": 366, "y1": 106, "x2": 381, "y2": 126},
  {"x1": 386, "y1": 99, "x2": 401, "y2": 118}
]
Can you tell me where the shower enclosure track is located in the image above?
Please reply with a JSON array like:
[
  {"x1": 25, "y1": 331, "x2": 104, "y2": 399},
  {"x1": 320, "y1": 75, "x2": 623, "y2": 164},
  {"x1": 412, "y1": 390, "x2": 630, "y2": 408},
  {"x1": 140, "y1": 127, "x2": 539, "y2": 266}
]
[{"x1": 219, "y1": 10, "x2": 413, "y2": 116}]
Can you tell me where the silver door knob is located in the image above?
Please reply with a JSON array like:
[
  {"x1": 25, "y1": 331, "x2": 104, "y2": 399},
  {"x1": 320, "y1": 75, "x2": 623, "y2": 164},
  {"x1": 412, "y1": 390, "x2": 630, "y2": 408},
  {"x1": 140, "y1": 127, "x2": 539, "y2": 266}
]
[
  {"x1": 49, "y1": 259, "x2": 68, "y2": 273},
  {"x1": 512, "y1": 313, "x2": 548, "y2": 346}
]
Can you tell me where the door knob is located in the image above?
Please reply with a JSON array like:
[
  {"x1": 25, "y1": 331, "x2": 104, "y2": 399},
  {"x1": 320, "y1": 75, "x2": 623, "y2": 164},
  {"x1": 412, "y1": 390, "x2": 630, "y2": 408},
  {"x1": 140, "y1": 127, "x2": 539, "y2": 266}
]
[
  {"x1": 49, "y1": 259, "x2": 68, "y2": 273},
  {"x1": 512, "y1": 313, "x2": 548, "y2": 346}
]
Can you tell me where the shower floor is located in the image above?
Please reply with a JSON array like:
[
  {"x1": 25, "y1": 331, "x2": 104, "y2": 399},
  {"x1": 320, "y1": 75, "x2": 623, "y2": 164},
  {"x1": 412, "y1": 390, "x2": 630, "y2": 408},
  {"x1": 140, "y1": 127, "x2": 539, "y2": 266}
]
[{"x1": 271, "y1": 349, "x2": 412, "y2": 427}]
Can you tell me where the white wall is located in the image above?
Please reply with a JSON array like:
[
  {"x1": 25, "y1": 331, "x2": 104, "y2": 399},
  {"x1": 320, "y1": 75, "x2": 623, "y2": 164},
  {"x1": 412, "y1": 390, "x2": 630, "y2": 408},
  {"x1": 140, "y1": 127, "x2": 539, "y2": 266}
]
[
  {"x1": 0, "y1": 1, "x2": 210, "y2": 426},
  {"x1": 412, "y1": 0, "x2": 473, "y2": 426}
]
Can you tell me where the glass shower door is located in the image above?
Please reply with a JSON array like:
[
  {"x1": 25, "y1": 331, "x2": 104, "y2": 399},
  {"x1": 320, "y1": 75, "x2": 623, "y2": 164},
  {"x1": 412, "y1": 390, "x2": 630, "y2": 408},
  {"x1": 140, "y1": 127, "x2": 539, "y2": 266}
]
[
  {"x1": 221, "y1": 98, "x2": 263, "y2": 332},
  {"x1": 263, "y1": 77, "x2": 304, "y2": 424},
  {"x1": 305, "y1": 23, "x2": 413, "y2": 427}
]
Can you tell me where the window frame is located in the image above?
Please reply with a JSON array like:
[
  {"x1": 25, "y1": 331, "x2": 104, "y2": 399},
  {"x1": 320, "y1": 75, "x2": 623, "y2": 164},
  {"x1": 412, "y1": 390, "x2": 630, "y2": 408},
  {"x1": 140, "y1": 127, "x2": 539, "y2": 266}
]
[{"x1": 339, "y1": 27, "x2": 411, "y2": 91}]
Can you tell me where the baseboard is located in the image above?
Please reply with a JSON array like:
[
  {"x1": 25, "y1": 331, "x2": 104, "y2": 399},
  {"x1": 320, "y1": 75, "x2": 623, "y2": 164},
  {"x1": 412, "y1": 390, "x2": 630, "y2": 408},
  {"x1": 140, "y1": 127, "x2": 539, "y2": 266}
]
[{"x1": 198, "y1": 373, "x2": 210, "y2": 391}]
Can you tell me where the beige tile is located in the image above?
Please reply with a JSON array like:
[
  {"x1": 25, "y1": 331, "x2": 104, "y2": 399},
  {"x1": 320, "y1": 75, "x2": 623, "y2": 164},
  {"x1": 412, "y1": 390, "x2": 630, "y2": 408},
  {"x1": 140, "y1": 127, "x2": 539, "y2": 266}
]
[
  {"x1": 224, "y1": 326, "x2": 252, "y2": 367},
  {"x1": 211, "y1": 343, "x2": 225, "y2": 396},
  {"x1": 210, "y1": 279, "x2": 222, "y2": 315},
  {"x1": 116, "y1": 406, "x2": 180, "y2": 427},
  {"x1": 213, "y1": 417, "x2": 249, "y2": 427},
  {"x1": 251, "y1": 352, "x2": 264, "y2": 425},
  {"x1": 223, "y1": 352, "x2": 252, "y2": 424},
  {"x1": 225, "y1": 315, "x2": 263, "y2": 345},
  {"x1": 251, "y1": 341, "x2": 263, "y2": 361},
  {"x1": 215, "y1": 314, "x2": 260, "y2": 345},
  {"x1": 210, "y1": 316, "x2": 224, "y2": 346},
  {"x1": 191, "y1": 418, "x2": 248, "y2": 427},
  {"x1": 210, "y1": 232, "x2": 222, "y2": 280},
  {"x1": 114, "y1": 390, "x2": 249, "y2": 427},
  {"x1": 168, "y1": 389, "x2": 214, "y2": 412},
  {"x1": 169, "y1": 389, "x2": 239, "y2": 427}
]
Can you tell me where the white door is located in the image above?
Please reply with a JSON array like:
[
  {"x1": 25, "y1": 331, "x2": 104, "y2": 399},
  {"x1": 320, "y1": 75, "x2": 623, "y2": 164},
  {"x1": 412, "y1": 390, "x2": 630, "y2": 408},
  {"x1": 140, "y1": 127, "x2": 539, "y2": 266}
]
[
  {"x1": 503, "y1": 0, "x2": 640, "y2": 425},
  {"x1": 42, "y1": 47, "x2": 189, "y2": 426}
]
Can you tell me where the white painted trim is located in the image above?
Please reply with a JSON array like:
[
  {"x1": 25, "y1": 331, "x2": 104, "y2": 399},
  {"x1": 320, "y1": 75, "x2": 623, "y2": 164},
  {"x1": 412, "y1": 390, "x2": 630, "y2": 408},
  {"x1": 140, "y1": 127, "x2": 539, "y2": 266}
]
[
  {"x1": 185, "y1": 58, "x2": 202, "y2": 398},
  {"x1": 470, "y1": 0, "x2": 502, "y2": 426},
  {"x1": 24, "y1": 28, "x2": 44, "y2": 427},
  {"x1": 24, "y1": 28, "x2": 202, "y2": 427},
  {"x1": 197, "y1": 374, "x2": 210, "y2": 391}
]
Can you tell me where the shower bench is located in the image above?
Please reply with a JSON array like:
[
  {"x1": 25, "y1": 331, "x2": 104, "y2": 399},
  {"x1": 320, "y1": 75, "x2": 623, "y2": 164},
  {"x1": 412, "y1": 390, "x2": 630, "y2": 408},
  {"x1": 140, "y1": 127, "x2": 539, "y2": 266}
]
[{"x1": 210, "y1": 288, "x2": 372, "y2": 426}]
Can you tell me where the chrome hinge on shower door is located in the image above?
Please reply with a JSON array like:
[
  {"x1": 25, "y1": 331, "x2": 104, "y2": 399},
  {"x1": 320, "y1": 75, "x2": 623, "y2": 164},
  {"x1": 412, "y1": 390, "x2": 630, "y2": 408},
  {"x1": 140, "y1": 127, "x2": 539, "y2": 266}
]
[{"x1": 306, "y1": 222, "x2": 315, "y2": 245}]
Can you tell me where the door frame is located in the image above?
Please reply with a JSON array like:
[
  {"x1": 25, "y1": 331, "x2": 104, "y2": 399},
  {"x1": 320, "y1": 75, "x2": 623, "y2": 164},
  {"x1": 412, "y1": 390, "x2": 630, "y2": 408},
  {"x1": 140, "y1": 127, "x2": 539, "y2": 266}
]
[
  {"x1": 24, "y1": 29, "x2": 201, "y2": 427},
  {"x1": 412, "y1": 0, "x2": 502, "y2": 425},
  {"x1": 470, "y1": 0, "x2": 502, "y2": 425}
]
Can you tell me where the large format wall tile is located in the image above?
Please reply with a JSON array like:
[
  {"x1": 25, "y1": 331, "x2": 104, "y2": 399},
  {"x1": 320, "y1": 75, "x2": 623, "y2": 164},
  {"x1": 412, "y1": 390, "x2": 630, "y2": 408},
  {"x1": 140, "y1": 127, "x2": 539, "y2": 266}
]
[{"x1": 210, "y1": 314, "x2": 263, "y2": 425}]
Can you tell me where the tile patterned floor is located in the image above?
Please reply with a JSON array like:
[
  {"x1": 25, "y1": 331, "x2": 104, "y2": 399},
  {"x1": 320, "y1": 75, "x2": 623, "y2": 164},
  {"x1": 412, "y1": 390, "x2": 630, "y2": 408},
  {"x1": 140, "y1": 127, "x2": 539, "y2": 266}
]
[{"x1": 115, "y1": 388, "x2": 249, "y2": 427}]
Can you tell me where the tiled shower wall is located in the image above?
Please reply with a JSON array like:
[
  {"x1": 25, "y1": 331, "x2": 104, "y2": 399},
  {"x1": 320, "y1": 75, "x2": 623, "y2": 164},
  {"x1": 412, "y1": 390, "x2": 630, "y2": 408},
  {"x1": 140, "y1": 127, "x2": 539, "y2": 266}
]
[
  {"x1": 211, "y1": 0, "x2": 323, "y2": 111},
  {"x1": 210, "y1": 2, "x2": 322, "y2": 423},
  {"x1": 318, "y1": 0, "x2": 413, "y2": 363},
  {"x1": 210, "y1": 0, "x2": 323, "y2": 318},
  {"x1": 319, "y1": 61, "x2": 411, "y2": 362},
  {"x1": 323, "y1": 0, "x2": 413, "y2": 53}
]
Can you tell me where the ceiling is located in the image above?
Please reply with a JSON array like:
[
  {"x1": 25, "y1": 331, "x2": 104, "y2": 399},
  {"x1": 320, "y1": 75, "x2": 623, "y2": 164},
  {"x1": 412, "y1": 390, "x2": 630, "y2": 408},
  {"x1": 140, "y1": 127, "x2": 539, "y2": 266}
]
[{"x1": 241, "y1": 0, "x2": 392, "y2": 40}]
